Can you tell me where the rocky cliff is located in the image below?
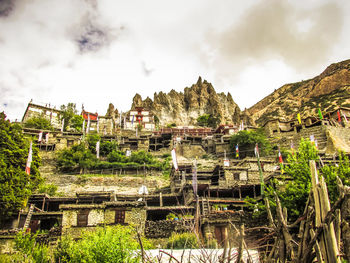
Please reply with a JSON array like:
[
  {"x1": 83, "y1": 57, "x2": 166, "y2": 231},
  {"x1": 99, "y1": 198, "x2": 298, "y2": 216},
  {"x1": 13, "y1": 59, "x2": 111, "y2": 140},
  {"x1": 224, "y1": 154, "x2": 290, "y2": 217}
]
[
  {"x1": 247, "y1": 59, "x2": 350, "y2": 125},
  {"x1": 131, "y1": 77, "x2": 252, "y2": 126}
]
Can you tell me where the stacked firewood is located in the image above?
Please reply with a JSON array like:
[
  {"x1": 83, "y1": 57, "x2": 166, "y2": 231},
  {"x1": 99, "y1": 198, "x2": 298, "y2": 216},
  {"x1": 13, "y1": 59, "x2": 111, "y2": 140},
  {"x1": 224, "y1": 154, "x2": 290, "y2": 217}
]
[{"x1": 264, "y1": 160, "x2": 350, "y2": 263}]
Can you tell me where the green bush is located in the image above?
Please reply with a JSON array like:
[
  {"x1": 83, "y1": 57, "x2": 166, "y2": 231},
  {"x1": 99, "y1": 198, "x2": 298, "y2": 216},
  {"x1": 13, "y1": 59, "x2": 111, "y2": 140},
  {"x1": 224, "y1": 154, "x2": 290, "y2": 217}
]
[
  {"x1": 14, "y1": 230, "x2": 51, "y2": 263},
  {"x1": 197, "y1": 114, "x2": 219, "y2": 128},
  {"x1": 38, "y1": 183, "x2": 58, "y2": 196},
  {"x1": 107, "y1": 150, "x2": 128, "y2": 163},
  {"x1": 230, "y1": 128, "x2": 273, "y2": 157},
  {"x1": 24, "y1": 116, "x2": 54, "y2": 130},
  {"x1": 55, "y1": 225, "x2": 150, "y2": 263},
  {"x1": 166, "y1": 232, "x2": 199, "y2": 249},
  {"x1": 56, "y1": 143, "x2": 97, "y2": 172},
  {"x1": 100, "y1": 140, "x2": 118, "y2": 156}
]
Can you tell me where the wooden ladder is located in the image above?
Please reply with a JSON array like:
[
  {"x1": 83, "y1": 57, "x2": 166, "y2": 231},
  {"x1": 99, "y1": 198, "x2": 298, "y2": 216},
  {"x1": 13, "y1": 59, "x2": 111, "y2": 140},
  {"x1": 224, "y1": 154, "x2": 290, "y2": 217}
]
[{"x1": 23, "y1": 204, "x2": 35, "y2": 230}]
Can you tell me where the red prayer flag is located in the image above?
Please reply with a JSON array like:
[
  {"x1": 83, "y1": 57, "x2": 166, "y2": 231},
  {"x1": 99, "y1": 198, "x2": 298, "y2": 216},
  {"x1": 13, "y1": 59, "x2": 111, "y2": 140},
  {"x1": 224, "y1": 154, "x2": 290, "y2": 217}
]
[{"x1": 337, "y1": 110, "x2": 341, "y2": 122}]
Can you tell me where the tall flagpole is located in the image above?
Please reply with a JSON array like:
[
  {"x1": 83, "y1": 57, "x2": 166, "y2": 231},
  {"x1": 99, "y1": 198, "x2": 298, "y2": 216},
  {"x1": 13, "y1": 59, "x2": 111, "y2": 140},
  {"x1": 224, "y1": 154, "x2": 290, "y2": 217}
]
[{"x1": 255, "y1": 143, "x2": 264, "y2": 196}]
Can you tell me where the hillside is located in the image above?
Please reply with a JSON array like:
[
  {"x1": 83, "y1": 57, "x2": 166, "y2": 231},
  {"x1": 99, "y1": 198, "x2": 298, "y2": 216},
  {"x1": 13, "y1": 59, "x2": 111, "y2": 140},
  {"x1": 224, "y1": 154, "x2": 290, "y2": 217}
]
[{"x1": 247, "y1": 59, "x2": 350, "y2": 125}]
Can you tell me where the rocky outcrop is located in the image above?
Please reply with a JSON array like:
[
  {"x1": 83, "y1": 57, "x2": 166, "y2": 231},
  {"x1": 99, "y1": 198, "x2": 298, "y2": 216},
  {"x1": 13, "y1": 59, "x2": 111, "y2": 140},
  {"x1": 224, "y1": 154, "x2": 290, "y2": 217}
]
[
  {"x1": 247, "y1": 59, "x2": 350, "y2": 125},
  {"x1": 131, "y1": 77, "x2": 252, "y2": 126},
  {"x1": 105, "y1": 103, "x2": 119, "y2": 119}
]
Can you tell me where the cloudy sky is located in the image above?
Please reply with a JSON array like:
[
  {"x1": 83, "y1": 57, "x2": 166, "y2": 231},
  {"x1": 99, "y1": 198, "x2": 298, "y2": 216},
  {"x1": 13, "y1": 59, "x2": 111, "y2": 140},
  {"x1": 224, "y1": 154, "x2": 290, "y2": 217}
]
[{"x1": 1, "y1": 0, "x2": 349, "y2": 120}]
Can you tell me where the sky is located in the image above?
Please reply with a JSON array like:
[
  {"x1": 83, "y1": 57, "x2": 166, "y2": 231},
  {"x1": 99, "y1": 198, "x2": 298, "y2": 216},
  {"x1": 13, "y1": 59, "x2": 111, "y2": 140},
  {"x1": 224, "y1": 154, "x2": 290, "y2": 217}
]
[{"x1": 0, "y1": 0, "x2": 349, "y2": 121}]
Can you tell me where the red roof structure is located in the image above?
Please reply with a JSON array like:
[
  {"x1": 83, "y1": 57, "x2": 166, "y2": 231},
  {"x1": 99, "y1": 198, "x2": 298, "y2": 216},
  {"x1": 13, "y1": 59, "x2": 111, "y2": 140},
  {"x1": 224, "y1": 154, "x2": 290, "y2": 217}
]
[{"x1": 82, "y1": 110, "x2": 98, "y2": 121}]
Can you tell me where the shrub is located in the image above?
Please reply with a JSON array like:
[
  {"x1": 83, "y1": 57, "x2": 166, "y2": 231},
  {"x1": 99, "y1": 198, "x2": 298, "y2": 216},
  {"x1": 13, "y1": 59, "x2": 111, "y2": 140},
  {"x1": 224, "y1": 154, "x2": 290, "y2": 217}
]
[
  {"x1": 230, "y1": 128, "x2": 273, "y2": 157},
  {"x1": 24, "y1": 116, "x2": 54, "y2": 130},
  {"x1": 54, "y1": 225, "x2": 150, "y2": 263},
  {"x1": 14, "y1": 230, "x2": 51, "y2": 263},
  {"x1": 100, "y1": 140, "x2": 118, "y2": 156},
  {"x1": 56, "y1": 143, "x2": 97, "y2": 172},
  {"x1": 38, "y1": 183, "x2": 58, "y2": 196},
  {"x1": 167, "y1": 232, "x2": 199, "y2": 249},
  {"x1": 107, "y1": 150, "x2": 128, "y2": 163}
]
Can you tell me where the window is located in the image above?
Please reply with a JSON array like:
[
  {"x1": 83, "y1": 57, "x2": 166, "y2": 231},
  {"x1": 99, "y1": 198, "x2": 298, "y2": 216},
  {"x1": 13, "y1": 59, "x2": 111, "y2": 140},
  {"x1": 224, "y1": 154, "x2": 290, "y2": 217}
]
[
  {"x1": 77, "y1": 210, "x2": 89, "y2": 227},
  {"x1": 234, "y1": 173, "x2": 240, "y2": 180},
  {"x1": 115, "y1": 210, "x2": 125, "y2": 224}
]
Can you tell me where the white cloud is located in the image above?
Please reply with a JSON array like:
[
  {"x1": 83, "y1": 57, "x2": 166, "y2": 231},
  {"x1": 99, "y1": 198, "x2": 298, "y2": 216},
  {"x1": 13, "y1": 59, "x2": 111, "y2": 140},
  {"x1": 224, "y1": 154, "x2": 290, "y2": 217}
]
[{"x1": 0, "y1": 0, "x2": 349, "y2": 120}]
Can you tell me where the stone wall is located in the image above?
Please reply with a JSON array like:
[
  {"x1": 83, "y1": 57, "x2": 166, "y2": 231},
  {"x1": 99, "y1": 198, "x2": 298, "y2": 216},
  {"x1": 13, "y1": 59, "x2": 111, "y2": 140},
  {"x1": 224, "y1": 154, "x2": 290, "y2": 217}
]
[
  {"x1": 22, "y1": 103, "x2": 63, "y2": 130},
  {"x1": 145, "y1": 220, "x2": 194, "y2": 238},
  {"x1": 61, "y1": 203, "x2": 146, "y2": 237}
]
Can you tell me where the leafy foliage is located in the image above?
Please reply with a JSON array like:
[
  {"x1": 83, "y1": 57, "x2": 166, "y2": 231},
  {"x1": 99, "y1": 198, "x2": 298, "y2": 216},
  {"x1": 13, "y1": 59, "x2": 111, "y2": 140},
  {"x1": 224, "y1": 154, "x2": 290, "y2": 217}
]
[
  {"x1": 0, "y1": 112, "x2": 42, "y2": 224},
  {"x1": 60, "y1": 103, "x2": 83, "y2": 132},
  {"x1": 100, "y1": 140, "x2": 118, "y2": 157},
  {"x1": 197, "y1": 114, "x2": 219, "y2": 128},
  {"x1": 322, "y1": 152, "x2": 350, "y2": 203},
  {"x1": 23, "y1": 115, "x2": 54, "y2": 130},
  {"x1": 38, "y1": 183, "x2": 58, "y2": 196},
  {"x1": 250, "y1": 138, "x2": 350, "y2": 222},
  {"x1": 230, "y1": 129, "x2": 273, "y2": 157},
  {"x1": 166, "y1": 232, "x2": 199, "y2": 249},
  {"x1": 14, "y1": 230, "x2": 51, "y2": 263},
  {"x1": 87, "y1": 133, "x2": 101, "y2": 153},
  {"x1": 55, "y1": 225, "x2": 150, "y2": 263},
  {"x1": 56, "y1": 143, "x2": 98, "y2": 173}
]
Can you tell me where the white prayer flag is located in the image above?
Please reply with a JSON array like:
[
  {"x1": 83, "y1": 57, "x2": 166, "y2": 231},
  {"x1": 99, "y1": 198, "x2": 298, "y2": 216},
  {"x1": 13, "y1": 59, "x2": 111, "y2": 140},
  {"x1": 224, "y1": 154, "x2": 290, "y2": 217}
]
[
  {"x1": 86, "y1": 114, "x2": 90, "y2": 134},
  {"x1": 25, "y1": 141, "x2": 33, "y2": 175},
  {"x1": 96, "y1": 140, "x2": 100, "y2": 159},
  {"x1": 192, "y1": 160, "x2": 197, "y2": 195},
  {"x1": 45, "y1": 133, "x2": 49, "y2": 144},
  {"x1": 38, "y1": 131, "x2": 43, "y2": 142},
  {"x1": 61, "y1": 118, "x2": 65, "y2": 132},
  {"x1": 171, "y1": 148, "x2": 178, "y2": 171}
]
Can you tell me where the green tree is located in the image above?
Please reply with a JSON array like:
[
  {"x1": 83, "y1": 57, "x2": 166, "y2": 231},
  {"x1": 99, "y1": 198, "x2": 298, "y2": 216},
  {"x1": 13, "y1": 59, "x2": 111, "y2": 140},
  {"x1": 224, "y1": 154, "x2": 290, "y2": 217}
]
[
  {"x1": 0, "y1": 112, "x2": 42, "y2": 224},
  {"x1": 278, "y1": 138, "x2": 319, "y2": 219},
  {"x1": 60, "y1": 103, "x2": 83, "y2": 132},
  {"x1": 256, "y1": 139, "x2": 350, "y2": 222},
  {"x1": 100, "y1": 140, "x2": 118, "y2": 157},
  {"x1": 56, "y1": 143, "x2": 97, "y2": 173},
  {"x1": 87, "y1": 133, "x2": 101, "y2": 153},
  {"x1": 23, "y1": 115, "x2": 54, "y2": 130},
  {"x1": 197, "y1": 114, "x2": 219, "y2": 128},
  {"x1": 230, "y1": 129, "x2": 273, "y2": 158},
  {"x1": 71, "y1": 115, "x2": 84, "y2": 132}
]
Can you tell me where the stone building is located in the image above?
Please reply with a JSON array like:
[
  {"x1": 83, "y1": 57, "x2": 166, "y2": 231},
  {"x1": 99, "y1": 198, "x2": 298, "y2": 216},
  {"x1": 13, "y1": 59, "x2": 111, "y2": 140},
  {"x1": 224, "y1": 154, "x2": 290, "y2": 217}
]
[
  {"x1": 124, "y1": 107, "x2": 155, "y2": 131},
  {"x1": 22, "y1": 102, "x2": 63, "y2": 130}
]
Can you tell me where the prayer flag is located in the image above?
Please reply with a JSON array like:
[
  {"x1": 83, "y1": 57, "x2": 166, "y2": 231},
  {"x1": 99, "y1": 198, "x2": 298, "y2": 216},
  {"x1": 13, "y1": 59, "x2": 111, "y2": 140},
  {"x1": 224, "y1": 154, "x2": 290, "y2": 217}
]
[
  {"x1": 96, "y1": 141, "x2": 100, "y2": 159},
  {"x1": 61, "y1": 119, "x2": 65, "y2": 132},
  {"x1": 96, "y1": 116, "x2": 99, "y2": 132},
  {"x1": 25, "y1": 142, "x2": 33, "y2": 175},
  {"x1": 45, "y1": 133, "x2": 49, "y2": 144},
  {"x1": 254, "y1": 143, "x2": 260, "y2": 158},
  {"x1": 131, "y1": 115, "x2": 135, "y2": 125},
  {"x1": 171, "y1": 148, "x2": 178, "y2": 171},
  {"x1": 278, "y1": 149, "x2": 283, "y2": 164},
  {"x1": 38, "y1": 131, "x2": 43, "y2": 142},
  {"x1": 337, "y1": 110, "x2": 341, "y2": 122},
  {"x1": 318, "y1": 108, "x2": 323, "y2": 120},
  {"x1": 235, "y1": 144, "x2": 239, "y2": 158},
  {"x1": 343, "y1": 112, "x2": 348, "y2": 122},
  {"x1": 297, "y1": 113, "x2": 302, "y2": 124},
  {"x1": 86, "y1": 114, "x2": 90, "y2": 134},
  {"x1": 278, "y1": 149, "x2": 284, "y2": 174},
  {"x1": 192, "y1": 160, "x2": 198, "y2": 195}
]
